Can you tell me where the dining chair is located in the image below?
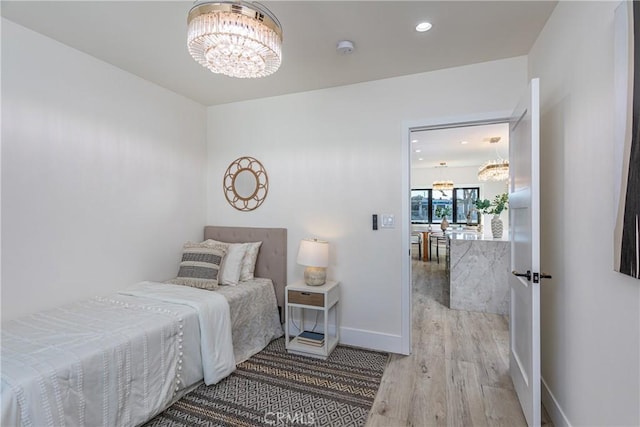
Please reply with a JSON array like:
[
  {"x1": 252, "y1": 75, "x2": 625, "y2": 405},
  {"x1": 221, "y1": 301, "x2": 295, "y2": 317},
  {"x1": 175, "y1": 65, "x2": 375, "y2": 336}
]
[{"x1": 411, "y1": 233, "x2": 422, "y2": 260}]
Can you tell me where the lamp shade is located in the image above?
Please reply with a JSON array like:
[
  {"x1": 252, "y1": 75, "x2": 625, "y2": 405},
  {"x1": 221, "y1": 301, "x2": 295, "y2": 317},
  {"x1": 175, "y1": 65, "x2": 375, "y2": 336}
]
[{"x1": 296, "y1": 239, "x2": 329, "y2": 268}]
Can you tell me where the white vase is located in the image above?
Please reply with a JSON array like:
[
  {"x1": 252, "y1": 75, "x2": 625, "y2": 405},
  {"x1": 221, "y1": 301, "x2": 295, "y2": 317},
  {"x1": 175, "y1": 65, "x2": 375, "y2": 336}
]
[
  {"x1": 491, "y1": 215, "x2": 503, "y2": 239},
  {"x1": 440, "y1": 217, "x2": 449, "y2": 232}
]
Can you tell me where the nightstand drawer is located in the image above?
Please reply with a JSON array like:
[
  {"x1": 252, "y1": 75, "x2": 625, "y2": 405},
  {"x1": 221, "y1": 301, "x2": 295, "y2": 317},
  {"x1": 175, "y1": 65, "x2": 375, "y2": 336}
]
[{"x1": 288, "y1": 290, "x2": 324, "y2": 307}]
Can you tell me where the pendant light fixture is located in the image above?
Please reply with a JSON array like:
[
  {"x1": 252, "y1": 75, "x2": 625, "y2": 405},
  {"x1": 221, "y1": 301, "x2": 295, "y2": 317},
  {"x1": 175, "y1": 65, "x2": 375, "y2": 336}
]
[
  {"x1": 187, "y1": 0, "x2": 283, "y2": 79},
  {"x1": 478, "y1": 137, "x2": 509, "y2": 181},
  {"x1": 433, "y1": 162, "x2": 454, "y2": 191}
]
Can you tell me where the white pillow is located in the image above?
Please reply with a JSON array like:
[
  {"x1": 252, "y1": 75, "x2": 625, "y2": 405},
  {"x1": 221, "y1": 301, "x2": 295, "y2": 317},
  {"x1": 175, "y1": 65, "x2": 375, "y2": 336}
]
[
  {"x1": 202, "y1": 239, "x2": 249, "y2": 286},
  {"x1": 240, "y1": 241, "x2": 262, "y2": 281},
  {"x1": 219, "y1": 242, "x2": 248, "y2": 286}
]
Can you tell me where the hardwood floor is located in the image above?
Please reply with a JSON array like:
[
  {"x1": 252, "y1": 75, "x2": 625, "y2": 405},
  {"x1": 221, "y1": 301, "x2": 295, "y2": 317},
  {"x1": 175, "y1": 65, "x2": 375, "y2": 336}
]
[{"x1": 366, "y1": 254, "x2": 552, "y2": 427}]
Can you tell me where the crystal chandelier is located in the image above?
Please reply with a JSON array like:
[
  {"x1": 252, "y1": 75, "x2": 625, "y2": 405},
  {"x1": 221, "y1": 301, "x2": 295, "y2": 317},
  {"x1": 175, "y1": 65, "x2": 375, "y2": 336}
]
[
  {"x1": 433, "y1": 162, "x2": 454, "y2": 191},
  {"x1": 187, "y1": 1, "x2": 283, "y2": 79},
  {"x1": 477, "y1": 136, "x2": 509, "y2": 181},
  {"x1": 478, "y1": 159, "x2": 510, "y2": 181},
  {"x1": 432, "y1": 180, "x2": 454, "y2": 191}
]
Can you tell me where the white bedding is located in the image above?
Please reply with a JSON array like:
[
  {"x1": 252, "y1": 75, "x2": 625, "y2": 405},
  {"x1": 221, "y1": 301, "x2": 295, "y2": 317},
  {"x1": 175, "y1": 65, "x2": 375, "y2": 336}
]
[
  {"x1": 1, "y1": 282, "x2": 235, "y2": 427},
  {"x1": 119, "y1": 281, "x2": 235, "y2": 385},
  {"x1": 217, "y1": 277, "x2": 284, "y2": 363}
]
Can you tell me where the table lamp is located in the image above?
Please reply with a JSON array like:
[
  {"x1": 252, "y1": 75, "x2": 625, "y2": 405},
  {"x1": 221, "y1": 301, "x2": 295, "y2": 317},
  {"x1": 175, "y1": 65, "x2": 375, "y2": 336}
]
[{"x1": 296, "y1": 238, "x2": 329, "y2": 286}]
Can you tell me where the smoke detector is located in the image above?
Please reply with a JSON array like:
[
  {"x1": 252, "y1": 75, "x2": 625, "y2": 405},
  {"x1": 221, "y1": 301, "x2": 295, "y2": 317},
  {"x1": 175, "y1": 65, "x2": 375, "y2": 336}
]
[{"x1": 336, "y1": 40, "x2": 355, "y2": 54}]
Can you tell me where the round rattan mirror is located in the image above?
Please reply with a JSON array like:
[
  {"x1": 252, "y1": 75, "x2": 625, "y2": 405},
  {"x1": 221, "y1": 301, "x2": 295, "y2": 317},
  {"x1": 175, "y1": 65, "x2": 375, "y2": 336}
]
[{"x1": 223, "y1": 157, "x2": 269, "y2": 211}]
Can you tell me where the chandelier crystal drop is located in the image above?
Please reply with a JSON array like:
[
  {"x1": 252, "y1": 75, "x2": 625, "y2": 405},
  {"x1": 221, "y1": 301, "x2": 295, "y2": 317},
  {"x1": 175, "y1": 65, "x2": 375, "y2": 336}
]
[
  {"x1": 187, "y1": 1, "x2": 283, "y2": 79},
  {"x1": 477, "y1": 159, "x2": 509, "y2": 181}
]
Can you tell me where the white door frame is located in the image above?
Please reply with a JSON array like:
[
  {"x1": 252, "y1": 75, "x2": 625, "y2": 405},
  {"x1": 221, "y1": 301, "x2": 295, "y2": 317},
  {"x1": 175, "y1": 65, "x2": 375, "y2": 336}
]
[{"x1": 400, "y1": 111, "x2": 512, "y2": 355}]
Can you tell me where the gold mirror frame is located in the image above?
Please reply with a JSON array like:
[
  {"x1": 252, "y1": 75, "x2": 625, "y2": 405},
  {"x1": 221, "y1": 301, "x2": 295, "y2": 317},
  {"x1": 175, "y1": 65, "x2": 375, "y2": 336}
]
[{"x1": 223, "y1": 156, "x2": 269, "y2": 211}]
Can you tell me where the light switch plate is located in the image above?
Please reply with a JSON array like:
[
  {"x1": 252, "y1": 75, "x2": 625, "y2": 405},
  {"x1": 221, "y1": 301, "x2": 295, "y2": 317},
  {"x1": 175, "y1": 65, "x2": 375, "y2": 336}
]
[{"x1": 381, "y1": 214, "x2": 395, "y2": 228}]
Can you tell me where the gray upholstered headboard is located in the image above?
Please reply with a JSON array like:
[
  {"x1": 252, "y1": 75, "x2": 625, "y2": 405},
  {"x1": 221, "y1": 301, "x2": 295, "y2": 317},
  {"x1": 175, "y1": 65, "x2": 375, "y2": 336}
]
[{"x1": 204, "y1": 226, "x2": 287, "y2": 316}]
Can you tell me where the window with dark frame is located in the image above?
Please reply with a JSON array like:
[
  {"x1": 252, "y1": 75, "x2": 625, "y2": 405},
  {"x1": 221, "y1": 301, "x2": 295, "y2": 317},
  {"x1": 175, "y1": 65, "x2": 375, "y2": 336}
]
[{"x1": 411, "y1": 187, "x2": 480, "y2": 225}]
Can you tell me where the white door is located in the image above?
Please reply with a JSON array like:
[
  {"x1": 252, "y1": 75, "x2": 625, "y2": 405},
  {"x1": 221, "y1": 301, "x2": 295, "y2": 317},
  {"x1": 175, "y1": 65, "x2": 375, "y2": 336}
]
[{"x1": 509, "y1": 78, "x2": 546, "y2": 427}]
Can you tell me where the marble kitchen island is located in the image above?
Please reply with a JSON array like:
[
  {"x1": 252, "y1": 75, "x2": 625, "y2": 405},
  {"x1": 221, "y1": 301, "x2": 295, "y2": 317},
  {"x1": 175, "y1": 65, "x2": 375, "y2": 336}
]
[{"x1": 448, "y1": 233, "x2": 510, "y2": 315}]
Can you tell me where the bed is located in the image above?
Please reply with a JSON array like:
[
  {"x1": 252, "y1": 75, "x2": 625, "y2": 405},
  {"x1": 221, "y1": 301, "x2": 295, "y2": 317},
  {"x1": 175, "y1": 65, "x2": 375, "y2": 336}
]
[
  {"x1": 203, "y1": 226, "x2": 287, "y2": 361},
  {"x1": 1, "y1": 226, "x2": 286, "y2": 427}
]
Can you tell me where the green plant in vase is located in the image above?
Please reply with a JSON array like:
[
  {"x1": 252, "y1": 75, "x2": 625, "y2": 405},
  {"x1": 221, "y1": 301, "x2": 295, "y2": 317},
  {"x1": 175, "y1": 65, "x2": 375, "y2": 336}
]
[
  {"x1": 475, "y1": 193, "x2": 509, "y2": 238},
  {"x1": 474, "y1": 199, "x2": 491, "y2": 215},
  {"x1": 434, "y1": 205, "x2": 452, "y2": 232}
]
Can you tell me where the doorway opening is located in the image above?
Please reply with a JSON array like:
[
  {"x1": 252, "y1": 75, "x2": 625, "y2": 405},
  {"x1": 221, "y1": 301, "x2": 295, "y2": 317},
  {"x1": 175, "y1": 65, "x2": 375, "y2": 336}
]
[
  {"x1": 398, "y1": 118, "x2": 534, "y2": 424},
  {"x1": 400, "y1": 116, "x2": 511, "y2": 356},
  {"x1": 410, "y1": 120, "x2": 510, "y2": 263}
]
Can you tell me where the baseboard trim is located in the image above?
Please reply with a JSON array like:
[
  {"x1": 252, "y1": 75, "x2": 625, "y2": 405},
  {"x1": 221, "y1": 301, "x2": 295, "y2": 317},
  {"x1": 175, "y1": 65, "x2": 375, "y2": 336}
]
[
  {"x1": 541, "y1": 375, "x2": 572, "y2": 427},
  {"x1": 339, "y1": 327, "x2": 402, "y2": 353}
]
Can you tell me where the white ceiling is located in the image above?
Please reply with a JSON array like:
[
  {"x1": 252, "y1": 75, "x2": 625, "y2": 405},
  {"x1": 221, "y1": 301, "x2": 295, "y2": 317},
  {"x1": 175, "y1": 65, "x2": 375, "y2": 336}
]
[
  {"x1": 410, "y1": 122, "x2": 509, "y2": 170},
  {"x1": 1, "y1": 1, "x2": 556, "y2": 106}
]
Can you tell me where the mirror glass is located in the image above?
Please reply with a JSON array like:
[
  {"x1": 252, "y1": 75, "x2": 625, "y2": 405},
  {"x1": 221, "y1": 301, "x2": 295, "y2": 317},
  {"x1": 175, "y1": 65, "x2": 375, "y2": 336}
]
[{"x1": 234, "y1": 169, "x2": 258, "y2": 199}]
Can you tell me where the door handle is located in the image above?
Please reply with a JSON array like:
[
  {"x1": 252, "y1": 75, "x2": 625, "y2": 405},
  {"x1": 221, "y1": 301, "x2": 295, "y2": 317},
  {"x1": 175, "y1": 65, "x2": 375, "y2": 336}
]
[
  {"x1": 532, "y1": 272, "x2": 553, "y2": 283},
  {"x1": 512, "y1": 270, "x2": 531, "y2": 281}
]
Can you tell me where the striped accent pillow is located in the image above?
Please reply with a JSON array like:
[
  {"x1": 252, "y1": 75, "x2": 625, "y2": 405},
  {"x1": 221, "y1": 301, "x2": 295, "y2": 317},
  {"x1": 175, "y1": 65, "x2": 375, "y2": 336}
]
[{"x1": 168, "y1": 242, "x2": 226, "y2": 290}]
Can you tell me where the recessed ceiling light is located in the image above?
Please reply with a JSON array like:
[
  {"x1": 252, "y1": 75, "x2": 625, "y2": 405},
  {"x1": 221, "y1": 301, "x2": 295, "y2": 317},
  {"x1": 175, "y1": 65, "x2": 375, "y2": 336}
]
[
  {"x1": 411, "y1": 139, "x2": 418, "y2": 143},
  {"x1": 418, "y1": 158, "x2": 424, "y2": 161},
  {"x1": 460, "y1": 140, "x2": 469, "y2": 145},
  {"x1": 415, "y1": 22, "x2": 432, "y2": 32},
  {"x1": 415, "y1": 149, "x2": 422, "y2": 153}
]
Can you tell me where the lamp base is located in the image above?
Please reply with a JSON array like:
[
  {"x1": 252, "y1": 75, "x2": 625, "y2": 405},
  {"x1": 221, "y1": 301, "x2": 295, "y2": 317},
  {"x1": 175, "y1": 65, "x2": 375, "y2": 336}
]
[{"x1": 304, "y1": 266, "x2": 326, "y2": 286}]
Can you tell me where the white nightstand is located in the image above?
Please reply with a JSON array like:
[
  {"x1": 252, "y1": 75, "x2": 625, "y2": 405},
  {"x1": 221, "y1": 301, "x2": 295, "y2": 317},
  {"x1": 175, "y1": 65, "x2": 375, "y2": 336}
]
[{"x1": 285, "y1": 280, "x2": 340, "y2": 359}]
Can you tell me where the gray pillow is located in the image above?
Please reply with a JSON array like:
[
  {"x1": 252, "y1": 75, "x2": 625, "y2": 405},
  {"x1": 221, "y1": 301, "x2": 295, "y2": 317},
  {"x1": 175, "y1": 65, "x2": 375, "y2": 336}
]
[{"x1": 167, "y1": 242, "x2": 226, "y2": 290}]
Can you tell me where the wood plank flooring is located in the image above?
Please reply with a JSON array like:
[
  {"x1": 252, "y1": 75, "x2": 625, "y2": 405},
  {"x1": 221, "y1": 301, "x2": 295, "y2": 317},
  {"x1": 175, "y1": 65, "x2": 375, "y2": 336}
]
[{"x1": 366, "y1": 256, "x2": 552, "y2": 427}]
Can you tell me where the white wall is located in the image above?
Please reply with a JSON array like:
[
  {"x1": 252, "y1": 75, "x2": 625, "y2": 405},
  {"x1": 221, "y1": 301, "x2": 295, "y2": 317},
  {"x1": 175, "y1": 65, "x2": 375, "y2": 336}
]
[
  {"x1": 529, "y1": 2, "x2": 639, "y2": 425},
  {"x1": 1, "y1": 20, "x2": 208, "y2": 321},
  {"x1": 207, "y1": 56, "x2": 527, "y2": 351},
  {"x1": 411, "y1": 165, "x2": 510, "y2": 235}
]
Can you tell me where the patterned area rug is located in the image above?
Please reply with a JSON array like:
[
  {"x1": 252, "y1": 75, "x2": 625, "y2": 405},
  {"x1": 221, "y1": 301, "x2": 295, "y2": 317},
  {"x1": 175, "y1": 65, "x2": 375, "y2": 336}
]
[{"x1": 146, "y1": 338, "x2": 388, "y2": 427}]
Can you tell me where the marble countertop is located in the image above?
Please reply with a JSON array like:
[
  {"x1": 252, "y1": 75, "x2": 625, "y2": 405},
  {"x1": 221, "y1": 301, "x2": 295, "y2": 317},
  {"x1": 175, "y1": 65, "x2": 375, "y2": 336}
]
[
  {"x1": 413, "y1": 228, "x2": 511, "y2": 242},
  {"x1": 447, "y1": 232, "x2": 510, "y2": 242}
]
